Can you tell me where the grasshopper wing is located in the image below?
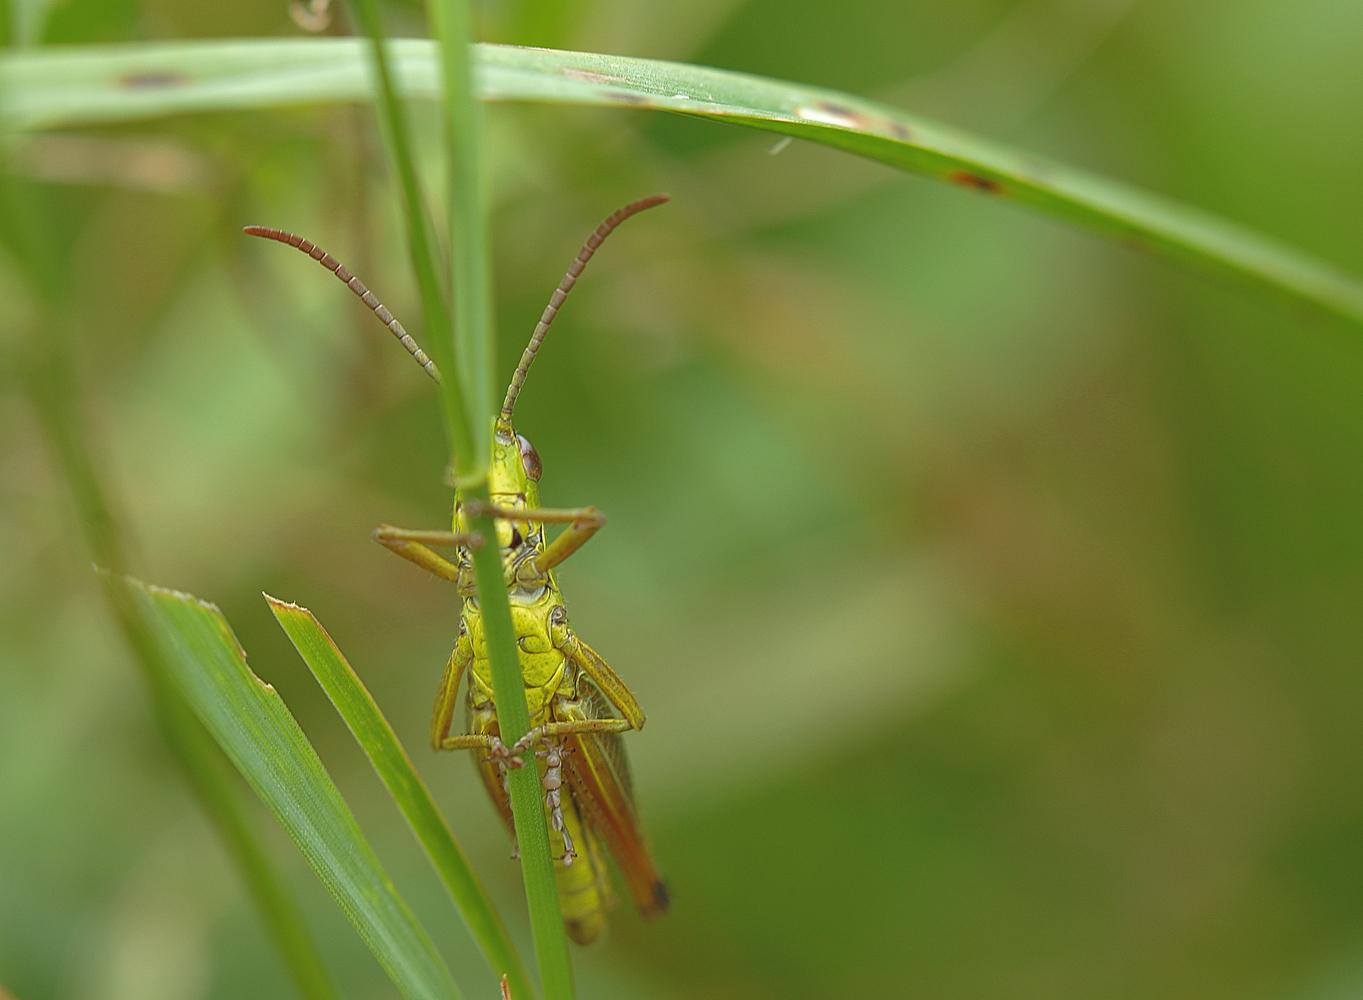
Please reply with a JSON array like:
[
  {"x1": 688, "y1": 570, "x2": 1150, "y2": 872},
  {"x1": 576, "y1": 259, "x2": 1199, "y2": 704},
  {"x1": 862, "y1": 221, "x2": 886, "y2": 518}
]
[{"x1": 560, "y1": 688, "x2": 669, "y2": 918}]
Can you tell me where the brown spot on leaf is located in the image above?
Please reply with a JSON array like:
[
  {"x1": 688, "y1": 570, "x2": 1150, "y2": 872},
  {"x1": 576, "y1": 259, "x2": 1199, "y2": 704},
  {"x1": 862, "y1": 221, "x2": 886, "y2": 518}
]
[
  {"x1": 606, "y1": 91, "x2": 648, "y2": 105},
  {"x1": 948, "y1": 171, "x2": 1004, "y2": 194},
  {"x1": 796, "y1": 102, "x2": 914, "y2": 141},
  {"x1": 795, "y1": 102, "x2": 864, "y2": 129},
  {"x1": 119, "y1": 71, "x2": 187, "y2": 89},
  {"x1": 561, "y1": 67, "x2": 626, "y2": 85}
]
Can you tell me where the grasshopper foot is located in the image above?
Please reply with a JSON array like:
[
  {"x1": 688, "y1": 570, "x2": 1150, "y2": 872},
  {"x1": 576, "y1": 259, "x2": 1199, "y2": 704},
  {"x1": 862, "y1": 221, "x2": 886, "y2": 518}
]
[{"x1": 479, "y1": 735, "x2": 529, "y2": 770}]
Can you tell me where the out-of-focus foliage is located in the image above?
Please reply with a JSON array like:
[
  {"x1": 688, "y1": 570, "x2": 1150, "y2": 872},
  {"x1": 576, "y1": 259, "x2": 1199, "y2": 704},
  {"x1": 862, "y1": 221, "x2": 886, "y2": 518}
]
[{"x1": 3, "y1": 1, "x2": 1363, "y2": 999}]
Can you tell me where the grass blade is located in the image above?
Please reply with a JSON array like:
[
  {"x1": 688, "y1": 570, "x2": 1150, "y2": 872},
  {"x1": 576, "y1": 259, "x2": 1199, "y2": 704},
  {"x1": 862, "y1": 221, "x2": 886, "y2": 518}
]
[
  {"x1": 1, "y1": 38, "x2": 1360, "y2": 330},
  {"x1": 342, "y1": 4, "x2": 474, "y2": 468},
  {"x1": 110, "y1": 575, "x2": 464, "y2": 1000},
  {"x1": 139, "y1": 666, "x2": 340, "y2": 1000},
  {"x1": 430, "y1": 0, "x2": 494, "y2": 477},
  {"x1": 427, "y1": 0, "x2": 576, "y2": 992},
  {"x1": 266, "y1": 595, "x2": 538, "y2": 1000}
]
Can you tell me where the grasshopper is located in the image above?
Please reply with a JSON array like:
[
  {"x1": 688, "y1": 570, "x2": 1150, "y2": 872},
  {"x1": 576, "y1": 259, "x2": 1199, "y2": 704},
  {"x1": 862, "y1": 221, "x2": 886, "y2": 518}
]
[{"x1": 244, "y1": 194, "x2": 670, "y2": 945}]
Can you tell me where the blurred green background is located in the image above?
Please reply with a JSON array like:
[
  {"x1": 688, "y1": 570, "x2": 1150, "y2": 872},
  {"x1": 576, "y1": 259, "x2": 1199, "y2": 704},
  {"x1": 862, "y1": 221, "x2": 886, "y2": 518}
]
[{"x1": 5, "y1": 0, "x2": 1363, "y2": 997}]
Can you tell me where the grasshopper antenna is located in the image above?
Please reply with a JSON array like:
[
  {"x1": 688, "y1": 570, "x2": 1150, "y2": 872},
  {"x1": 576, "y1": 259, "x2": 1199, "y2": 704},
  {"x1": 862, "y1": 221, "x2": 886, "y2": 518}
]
[
  {"x1": 242, "y1": 225, "x2": 442, "y2": 384},
  {"x1": 501, "y1": 193, "x2": 670, "y2": 421}
]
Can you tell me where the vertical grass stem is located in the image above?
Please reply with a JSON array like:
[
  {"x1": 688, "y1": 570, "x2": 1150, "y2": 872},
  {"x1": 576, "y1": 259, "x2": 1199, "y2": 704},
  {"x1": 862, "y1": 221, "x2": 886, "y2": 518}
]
[
  {"x1": 465, "y1": 492, "x2": 575, "y2": 1000},
  {"x1": 346, "y1": 0, "x2": 475, "y2": 467},
  {"x1": 348, "y1": 0, "x2": 577, "y2": 990},
  {"x1": 427, "y1": 0, "x2": 577, "y2": 993},
  {"x1": 429, "y1": 0, "x2": 494, "y2": 478}
]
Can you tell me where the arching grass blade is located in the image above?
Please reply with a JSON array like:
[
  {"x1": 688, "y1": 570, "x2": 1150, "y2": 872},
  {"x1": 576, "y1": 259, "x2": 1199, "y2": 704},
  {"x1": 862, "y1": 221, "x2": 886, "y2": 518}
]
[{"x1": 108, "y1": 575, "x2": 464, "y2": 1000}]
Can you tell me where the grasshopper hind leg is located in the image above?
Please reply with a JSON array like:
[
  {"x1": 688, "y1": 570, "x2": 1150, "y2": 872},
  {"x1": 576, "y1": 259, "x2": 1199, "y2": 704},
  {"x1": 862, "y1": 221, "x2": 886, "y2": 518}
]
[{"x1": 540, "y1": 740, "x2": 577, "y2": 865}]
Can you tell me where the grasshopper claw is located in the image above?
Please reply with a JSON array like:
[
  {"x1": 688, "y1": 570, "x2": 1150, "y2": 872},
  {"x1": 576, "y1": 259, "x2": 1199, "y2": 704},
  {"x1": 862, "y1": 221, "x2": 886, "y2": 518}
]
[{"x1": 480, "y1": 735, "x2": 530, "y2": 769}]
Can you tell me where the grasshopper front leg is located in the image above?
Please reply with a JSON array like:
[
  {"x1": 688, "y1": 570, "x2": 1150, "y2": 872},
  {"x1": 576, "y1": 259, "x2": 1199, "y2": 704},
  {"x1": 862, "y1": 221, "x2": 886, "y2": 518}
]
[
  {"x1": 463, "y1": 501, "x2": 605, "y2": 579},
  {"x1": 372, "y1": 524, "x2": 480, "y2": 583}
]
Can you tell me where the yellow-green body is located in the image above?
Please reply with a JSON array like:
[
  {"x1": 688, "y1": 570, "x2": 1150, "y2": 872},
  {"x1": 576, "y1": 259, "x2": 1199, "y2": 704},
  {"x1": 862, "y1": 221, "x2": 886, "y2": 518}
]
[
  {"x1": 368, "y1": 193, "x2": 673, "y2": 946},
  {"x1": 427, "y1": 422, "x2": 663, "y2": 944}
]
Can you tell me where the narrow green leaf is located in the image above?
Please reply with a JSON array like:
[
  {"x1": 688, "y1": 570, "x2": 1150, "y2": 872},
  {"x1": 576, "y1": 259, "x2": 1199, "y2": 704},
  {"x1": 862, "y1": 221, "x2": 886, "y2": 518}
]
[
  {"x1": 1, "y1": 38, "x2": 1361, "y2": 330},
  {"x1": 429, "y1": 0, "x2": 495, "y2": 476},
  {"x1": 111, "y1": 575, "x2": 464, "y2": 1000},
  {"x1": 266, "y1": 595, "x2": 538, "y2": 1000},
  {"x1": 340, "y1": 6, "x2": 475, "y2": 468},
  {"x1": 426, "y1": 0, "x2": 575, "y2": 988},
  {"x1": 143, "y1": 668, "x2": 341, "y2": 1000},
  {"x1": 466, "y1": 494, "x2": 575, "y2": 1000}
]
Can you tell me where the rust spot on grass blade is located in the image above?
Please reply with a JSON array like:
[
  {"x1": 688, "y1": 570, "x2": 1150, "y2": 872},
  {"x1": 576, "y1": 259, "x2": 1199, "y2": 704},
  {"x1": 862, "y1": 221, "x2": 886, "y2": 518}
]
[
  {"x1": 118, "y1": 71, "x2": 188, "y2": 89},
  {"x1": 796, "y1": 102, "x2": 864, "y2": 129},
  {"x1": 796, "y1": 102, "x2": 914, "y2": 141},
  {"x1": 948, "y1": 171, "x2": 1004, "y2": 194},
  {"x1": 561, "y1": 66, "x2": 626, "y2": 85}
]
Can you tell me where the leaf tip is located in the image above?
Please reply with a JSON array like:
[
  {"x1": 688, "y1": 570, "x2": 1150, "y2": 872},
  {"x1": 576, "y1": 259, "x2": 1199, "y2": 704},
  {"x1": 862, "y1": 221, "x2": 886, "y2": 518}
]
[{"x1": 264, "y1": 592, "x2": 305, "y2": 613}]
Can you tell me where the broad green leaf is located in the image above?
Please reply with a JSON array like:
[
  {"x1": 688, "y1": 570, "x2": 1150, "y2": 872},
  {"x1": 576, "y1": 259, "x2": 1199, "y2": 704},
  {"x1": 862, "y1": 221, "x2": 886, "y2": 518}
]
[
  {"x1": 266, "y1": 596, "x2": 538, "y2": 1000},
  {"x1": 114, "y1": 575, "x2": 464, "y2": 1000},
  {"x1": 1, "y1": 39, "x2": 1361, "y2": 329}
]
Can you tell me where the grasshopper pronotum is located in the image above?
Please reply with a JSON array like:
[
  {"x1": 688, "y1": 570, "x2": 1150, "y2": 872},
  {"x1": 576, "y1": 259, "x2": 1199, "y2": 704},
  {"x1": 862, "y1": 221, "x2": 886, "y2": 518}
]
[{"x1": 245, "y1": 194, "x2": 670, "y2": 944}]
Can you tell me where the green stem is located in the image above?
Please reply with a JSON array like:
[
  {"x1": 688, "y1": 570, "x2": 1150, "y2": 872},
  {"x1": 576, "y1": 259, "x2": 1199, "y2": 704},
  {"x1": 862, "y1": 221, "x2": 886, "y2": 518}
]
[
  {"x1": 348, "y1": 0, "x2": 575, "y2": 989},
  {"x1": 429, "y1": 0, "x2": 494, "y2": 478},
  {"x1": 346, "y1": 0, "x2": 475, "y2": 467},
  {"x1": 464, "y1": 485, "x2": 575, "y2": 1000},
  {"x1": 427, "y1": 0, "x2": 576, "y2": 992},
  {"x1": 21, "y1": 322, "x2": 338, "y2": 1000}
]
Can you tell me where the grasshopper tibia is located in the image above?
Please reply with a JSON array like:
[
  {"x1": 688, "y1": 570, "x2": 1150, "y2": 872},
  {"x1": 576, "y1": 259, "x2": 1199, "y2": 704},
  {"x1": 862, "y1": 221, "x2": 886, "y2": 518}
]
[{"x1": 541, "y1": 741, "x2": 577, "y2": 866}]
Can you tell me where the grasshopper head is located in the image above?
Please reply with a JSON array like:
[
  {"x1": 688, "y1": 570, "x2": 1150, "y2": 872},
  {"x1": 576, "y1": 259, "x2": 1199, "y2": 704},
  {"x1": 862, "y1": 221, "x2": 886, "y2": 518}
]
[{"x1": 490, "y1": 418, "x2": 542, "y2": 504}]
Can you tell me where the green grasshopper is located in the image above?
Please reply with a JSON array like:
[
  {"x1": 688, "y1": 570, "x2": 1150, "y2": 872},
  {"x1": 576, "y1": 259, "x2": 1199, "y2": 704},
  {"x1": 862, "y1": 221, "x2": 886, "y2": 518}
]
[{"x1": 245, "y1": 194, "x2": 670, "y2": 945}]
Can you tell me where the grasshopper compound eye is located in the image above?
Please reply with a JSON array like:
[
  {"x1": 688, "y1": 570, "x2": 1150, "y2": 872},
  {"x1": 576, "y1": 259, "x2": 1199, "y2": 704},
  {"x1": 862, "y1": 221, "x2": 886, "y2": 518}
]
[{"x1": 517, "y1": 434, "x2": 542, "y2": 482}]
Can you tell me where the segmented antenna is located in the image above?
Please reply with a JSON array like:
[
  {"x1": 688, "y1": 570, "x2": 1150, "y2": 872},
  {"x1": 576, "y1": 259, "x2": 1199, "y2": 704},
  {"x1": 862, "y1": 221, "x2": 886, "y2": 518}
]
[
  {"x1": 501, "y1": 193, "x2": 670, "y2": 420},
  {"x1": 242, "y1": 225, "x2": 442, "y2": 384}
]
